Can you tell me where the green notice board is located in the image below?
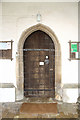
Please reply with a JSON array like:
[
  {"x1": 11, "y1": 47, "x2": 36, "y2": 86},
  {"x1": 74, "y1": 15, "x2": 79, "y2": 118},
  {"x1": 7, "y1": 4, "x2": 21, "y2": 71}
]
[{"x1": 71, "y1": 43, "x2": 77, "y2": 52}]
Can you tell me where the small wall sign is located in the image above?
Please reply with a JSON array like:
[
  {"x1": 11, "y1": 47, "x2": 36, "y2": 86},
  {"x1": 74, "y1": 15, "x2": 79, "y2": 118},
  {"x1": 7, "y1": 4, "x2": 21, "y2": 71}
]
[
  {"x1": 0, "y1": 40, "x2": 13, "y2": 60},
  {"x1": 71, "y1": 43, "x2": 77, "y2": 52},
  {"x1": 0, "y1": 42, "x2": 11, "y2": 50},
  {"x1": 69, "y1": 40, "x2": 80, "y2": 60}
]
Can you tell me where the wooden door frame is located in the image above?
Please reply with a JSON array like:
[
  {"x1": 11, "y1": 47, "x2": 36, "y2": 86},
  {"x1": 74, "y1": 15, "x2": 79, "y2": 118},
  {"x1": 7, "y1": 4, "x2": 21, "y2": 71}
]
[{"x1": 16, "y1": 24, "x2": 61, "y2": 101}]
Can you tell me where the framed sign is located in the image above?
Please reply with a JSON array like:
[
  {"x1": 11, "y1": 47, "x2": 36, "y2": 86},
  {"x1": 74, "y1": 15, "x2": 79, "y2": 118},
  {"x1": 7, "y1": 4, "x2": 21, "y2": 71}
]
[
  {"x1": 69, "y1": 40, "x2": 80, "y2": 60},
  {"x1": 71, "y1": 43, "x2": 77, "y2": 52},
  {"x1": 0, "y1": 40, "x2": 13, "y2": 60}
]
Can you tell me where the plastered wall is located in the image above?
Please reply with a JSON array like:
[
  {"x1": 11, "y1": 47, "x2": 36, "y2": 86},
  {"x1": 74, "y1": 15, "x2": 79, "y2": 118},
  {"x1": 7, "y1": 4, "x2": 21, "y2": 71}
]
[{"x1": 0, "y1": 2, "x2": 78, "y2": 102}]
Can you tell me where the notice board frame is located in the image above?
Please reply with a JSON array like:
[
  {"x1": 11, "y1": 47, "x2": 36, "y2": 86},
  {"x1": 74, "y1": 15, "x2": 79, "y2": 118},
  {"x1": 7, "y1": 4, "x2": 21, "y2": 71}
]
[
  {"x1": 69, "y1": 40, "x2": 80, "y2": 60},
  {"x1": 0, "y1": 40, "x2": 13, "y2": 60}
]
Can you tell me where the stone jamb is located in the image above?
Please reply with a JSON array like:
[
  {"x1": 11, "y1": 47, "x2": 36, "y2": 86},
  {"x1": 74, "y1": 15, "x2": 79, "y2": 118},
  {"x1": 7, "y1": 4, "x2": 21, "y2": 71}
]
[{"x1": 16, "y1": 24, "x2": 61, "y2": 101}]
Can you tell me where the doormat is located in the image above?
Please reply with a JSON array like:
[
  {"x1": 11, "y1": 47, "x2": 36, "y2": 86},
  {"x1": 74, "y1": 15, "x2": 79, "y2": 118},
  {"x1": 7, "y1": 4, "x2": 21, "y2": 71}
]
[{"x1": 20, "y1": 103, "x2": 58, "y2": 114}]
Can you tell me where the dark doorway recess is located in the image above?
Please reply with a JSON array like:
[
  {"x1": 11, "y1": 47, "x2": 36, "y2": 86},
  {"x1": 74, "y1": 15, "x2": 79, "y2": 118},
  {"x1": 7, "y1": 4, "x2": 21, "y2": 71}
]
[{"x1": 23, "y1": 30, "x2": 55, "y2": 98}]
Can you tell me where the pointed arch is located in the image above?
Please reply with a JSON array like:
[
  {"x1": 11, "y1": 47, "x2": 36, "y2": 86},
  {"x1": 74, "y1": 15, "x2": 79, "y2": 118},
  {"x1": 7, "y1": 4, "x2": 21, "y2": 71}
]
[{"x1": 16, "y1": 24, "x2": 61, "y2": 101}]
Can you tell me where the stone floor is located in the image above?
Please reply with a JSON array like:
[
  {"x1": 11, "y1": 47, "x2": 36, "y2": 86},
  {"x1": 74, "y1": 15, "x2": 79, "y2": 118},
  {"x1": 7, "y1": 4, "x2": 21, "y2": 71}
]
[{"x1": 0, "y1": 98, "x2": 79, "y2": 119}]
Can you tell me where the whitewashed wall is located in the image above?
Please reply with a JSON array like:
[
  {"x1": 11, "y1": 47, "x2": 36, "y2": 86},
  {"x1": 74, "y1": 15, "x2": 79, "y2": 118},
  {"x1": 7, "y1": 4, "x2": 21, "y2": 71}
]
[{"x1": 0, "y1": 2, "x2": 78, "y2": 102}]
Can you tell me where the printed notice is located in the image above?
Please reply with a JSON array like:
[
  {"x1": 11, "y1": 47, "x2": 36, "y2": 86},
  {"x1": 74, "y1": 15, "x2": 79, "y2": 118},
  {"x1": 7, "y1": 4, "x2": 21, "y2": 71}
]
[
  {"x1": 71, "y1": 43, "x2": 77, "y2": 52},
  {"x1": 39, "y1": 62, "x2": 44, "y2": 65},
  {"x1": 0, "y1": 42, "x2": 11, "y2": 50}
]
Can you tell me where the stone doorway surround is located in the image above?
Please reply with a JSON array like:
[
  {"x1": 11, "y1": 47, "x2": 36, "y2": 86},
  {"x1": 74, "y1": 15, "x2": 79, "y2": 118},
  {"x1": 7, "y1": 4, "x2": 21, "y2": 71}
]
[{"x1": 16, "y1": 24, "x2": 61, "y2": 101}]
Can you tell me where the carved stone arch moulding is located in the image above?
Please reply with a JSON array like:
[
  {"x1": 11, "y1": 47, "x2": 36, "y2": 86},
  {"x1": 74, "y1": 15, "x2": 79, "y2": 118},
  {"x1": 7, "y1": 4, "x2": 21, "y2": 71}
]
[{"x1": 16, "y1": 24, "x2": 61, "y2": 101}]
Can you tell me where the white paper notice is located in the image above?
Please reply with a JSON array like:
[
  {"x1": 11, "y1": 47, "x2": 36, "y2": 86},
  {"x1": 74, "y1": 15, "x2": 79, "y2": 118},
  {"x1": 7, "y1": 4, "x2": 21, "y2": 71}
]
[
  {"x1": 39, "y1": 62, "x2": 44, "y2": 65},
  {"x1": 0, "y1": 42, "x2": 11, "y2": 50}
]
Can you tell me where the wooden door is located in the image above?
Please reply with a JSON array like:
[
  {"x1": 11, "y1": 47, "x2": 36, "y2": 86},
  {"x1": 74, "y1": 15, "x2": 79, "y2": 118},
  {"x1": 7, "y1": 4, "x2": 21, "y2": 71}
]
[{"x1": 23, "y1": 30, "x2": 55, "y2": 97}]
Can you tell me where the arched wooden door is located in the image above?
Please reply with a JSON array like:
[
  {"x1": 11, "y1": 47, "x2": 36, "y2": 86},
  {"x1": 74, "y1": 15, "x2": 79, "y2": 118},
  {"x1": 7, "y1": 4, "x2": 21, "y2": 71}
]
[{"x1": 23, "y1": 30, "x2": 55, "y2": 98}]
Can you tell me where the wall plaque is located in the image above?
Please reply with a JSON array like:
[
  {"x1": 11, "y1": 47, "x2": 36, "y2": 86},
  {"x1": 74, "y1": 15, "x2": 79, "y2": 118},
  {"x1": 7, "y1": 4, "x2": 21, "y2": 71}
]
[
  {"x1": 69, "y1": 41, "x2": 80, "y2": 60},
  {"x1": 71, "y1": 43, "x2": 77, "y2": 52},
  {"x1": 0, "y1": 40, "x2": 13, "y2": 60}
]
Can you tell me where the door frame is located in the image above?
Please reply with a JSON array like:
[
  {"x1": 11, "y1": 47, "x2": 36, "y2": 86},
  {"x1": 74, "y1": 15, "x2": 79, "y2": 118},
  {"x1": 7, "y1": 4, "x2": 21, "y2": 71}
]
[{"x1": 16, "y1": 24, "x2": 61, "y2": 101}]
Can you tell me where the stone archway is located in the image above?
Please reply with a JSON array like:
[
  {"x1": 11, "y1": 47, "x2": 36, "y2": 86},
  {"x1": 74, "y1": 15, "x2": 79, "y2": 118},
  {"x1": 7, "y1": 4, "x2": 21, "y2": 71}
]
[{"x1": 16, "y1": 24, "x2": 61, "y2": 101}]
